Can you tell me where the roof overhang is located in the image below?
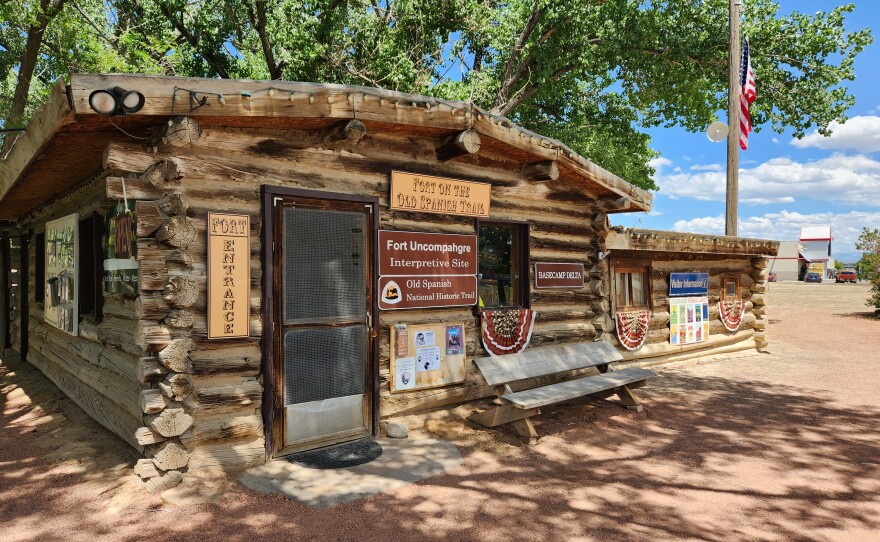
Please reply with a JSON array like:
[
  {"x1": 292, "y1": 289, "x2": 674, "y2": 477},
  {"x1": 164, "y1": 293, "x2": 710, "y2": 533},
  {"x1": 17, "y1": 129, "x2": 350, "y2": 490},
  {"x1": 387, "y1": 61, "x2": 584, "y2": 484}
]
[
  {"x1": 0, "y1": 74, "x2": 653, "y2": 222},
  {"x1": 606, "y1": 228, "x2": 780, "y2": 257}
]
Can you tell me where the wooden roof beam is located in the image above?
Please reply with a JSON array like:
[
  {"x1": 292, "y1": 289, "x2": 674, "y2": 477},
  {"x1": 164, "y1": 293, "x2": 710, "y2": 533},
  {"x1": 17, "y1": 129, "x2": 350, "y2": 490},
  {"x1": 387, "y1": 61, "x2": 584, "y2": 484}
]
[
  {"x1": 321, "y1": 119, "x2": 366, "y2": 146},
  {"x1": 435, "y1": 129, "x2": 481, "y2": 162},
  {"x1": 522, "y1": 160, "x2": 559, "y2": 182}
]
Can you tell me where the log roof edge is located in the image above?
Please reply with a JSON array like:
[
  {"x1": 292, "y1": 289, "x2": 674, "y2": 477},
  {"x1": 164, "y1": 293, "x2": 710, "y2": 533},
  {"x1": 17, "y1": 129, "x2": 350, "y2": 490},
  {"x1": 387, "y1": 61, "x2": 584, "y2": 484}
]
[
  {"x1": 606, "y1": 228, "x2": 780, "y2": 257},
  {"x1": 0, "y1": 73, "x2": 653, "y2": 220}
]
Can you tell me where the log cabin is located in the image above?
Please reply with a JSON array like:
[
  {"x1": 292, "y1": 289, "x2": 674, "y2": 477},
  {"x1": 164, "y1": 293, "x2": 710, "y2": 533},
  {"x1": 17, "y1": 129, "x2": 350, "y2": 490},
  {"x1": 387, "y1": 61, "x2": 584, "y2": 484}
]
[{"x1": 0, "y1": 74, "x2": 776, "y2": 491}]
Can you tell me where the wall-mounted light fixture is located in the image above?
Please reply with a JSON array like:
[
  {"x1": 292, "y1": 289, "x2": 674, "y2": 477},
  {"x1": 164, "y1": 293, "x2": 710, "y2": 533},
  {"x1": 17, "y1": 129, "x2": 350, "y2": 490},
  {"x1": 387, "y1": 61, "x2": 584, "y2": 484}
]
[{"x1": 88, "y1": 87, "x2": 145, "y2": 116}]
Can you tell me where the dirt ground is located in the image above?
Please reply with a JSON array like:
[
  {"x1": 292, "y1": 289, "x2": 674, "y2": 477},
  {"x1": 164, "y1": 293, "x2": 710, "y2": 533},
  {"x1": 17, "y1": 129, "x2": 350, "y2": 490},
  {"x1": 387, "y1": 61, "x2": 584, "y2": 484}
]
[{"x1": 2, "y1": 281, "x2": 879, "y2": 542}]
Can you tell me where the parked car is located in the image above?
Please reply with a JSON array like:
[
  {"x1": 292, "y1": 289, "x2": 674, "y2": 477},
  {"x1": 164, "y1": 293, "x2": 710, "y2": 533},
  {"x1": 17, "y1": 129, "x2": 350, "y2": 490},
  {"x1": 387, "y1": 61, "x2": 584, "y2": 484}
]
[
  {"x1": 768, "y1": 272, "x2": 777, "y2": 282},
  {"x1": 805, "y1": 272, "x2": 823, "y2": 283},
  {"x1": 836, "y1": 270, "x2": 858, "y2": 283}
]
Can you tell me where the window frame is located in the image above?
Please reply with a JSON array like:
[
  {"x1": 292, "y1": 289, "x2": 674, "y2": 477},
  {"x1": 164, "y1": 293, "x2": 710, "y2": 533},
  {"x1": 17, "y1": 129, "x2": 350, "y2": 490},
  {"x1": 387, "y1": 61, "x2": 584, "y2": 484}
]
[
  {"x1": 722, "y1": 276, "x2": 739, "y2": 300},
  {"x1": 34, "y1": 231, "x2": 45, "y2": 304},
  {"x1": 476, "y1": 219, "x2": 530, "y2": 311},
  {"x1": 611, "y1": 258, "x2": 652, "y2": 313}
]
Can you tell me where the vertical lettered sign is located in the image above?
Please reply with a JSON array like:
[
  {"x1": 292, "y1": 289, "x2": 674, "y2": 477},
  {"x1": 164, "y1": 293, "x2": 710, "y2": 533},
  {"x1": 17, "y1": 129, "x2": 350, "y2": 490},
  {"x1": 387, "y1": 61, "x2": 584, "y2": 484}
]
[{"x1": 207, "y1": 213, "x2": 251, "y2": 339}]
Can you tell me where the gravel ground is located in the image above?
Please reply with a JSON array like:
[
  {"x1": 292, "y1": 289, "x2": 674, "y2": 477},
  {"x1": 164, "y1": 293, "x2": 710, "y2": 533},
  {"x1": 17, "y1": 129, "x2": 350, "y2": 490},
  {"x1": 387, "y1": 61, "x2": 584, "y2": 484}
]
[{"x1": 1, "y1": 281, "x2": 878, "y2": 542}]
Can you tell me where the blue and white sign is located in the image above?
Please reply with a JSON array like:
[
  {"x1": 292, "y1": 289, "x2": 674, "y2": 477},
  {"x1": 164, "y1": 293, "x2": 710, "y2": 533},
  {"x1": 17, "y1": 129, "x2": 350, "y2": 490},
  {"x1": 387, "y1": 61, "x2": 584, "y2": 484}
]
[{"x1": 669, "y1": 272, "x2": 709, "y2": 297}]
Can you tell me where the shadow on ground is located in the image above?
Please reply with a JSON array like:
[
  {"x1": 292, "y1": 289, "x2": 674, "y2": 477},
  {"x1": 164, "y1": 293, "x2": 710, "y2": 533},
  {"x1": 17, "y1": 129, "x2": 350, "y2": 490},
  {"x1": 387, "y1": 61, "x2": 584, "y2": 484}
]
[{"x1": 2, "y1": 349, "x2": 879, "y2": 542}]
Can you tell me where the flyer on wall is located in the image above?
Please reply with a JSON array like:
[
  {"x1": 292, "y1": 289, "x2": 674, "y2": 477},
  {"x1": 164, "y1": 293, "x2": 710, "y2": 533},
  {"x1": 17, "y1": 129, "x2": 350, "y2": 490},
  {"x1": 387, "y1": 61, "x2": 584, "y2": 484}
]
[{"x1": 669, "y1": 296, "x2": 710, "y2": 346}]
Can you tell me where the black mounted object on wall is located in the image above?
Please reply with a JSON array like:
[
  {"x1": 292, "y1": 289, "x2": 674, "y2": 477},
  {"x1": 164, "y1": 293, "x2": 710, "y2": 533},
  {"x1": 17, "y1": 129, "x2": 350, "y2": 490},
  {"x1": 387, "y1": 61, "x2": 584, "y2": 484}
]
[{"x1": 88, "y1": 87, "x2": 145, "y2": 116}]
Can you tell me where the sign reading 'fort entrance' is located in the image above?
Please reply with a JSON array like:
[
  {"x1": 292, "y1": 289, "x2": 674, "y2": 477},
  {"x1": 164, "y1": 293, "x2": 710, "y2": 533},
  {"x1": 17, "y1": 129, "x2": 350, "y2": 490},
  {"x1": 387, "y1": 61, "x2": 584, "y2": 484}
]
[
  {"x1": 390, "y1": 171, "x2": 491, "y2": 217},
  {"x1": 207, "y1": 213, "x2": 251, "y2": 338},
  {"x1": 378, "y1": 230, "x2": 478, "y2": 310}
]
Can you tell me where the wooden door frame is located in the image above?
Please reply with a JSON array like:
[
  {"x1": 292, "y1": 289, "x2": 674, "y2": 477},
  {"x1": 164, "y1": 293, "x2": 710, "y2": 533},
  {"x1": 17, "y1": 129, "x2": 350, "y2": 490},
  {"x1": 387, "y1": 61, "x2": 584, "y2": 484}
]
[{"x1": 260, "y1": 186, "x2": 380, "y2": 459}]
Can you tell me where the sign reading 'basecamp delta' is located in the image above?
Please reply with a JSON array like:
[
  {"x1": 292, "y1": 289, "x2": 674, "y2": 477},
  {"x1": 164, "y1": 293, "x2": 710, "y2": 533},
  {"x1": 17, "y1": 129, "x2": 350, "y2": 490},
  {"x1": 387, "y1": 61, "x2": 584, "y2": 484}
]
[
  {"x1": 534, "y1": 262, "x2": 585, "y2": 289},
  {"x1": 378, "y1": 230, "x2": 478, "y2": 310},
  {"x1": 390, "y1": 171, "x2": 491, "y2": 217},
  {"x1": 207, "y1": 213, "x2": 250, "y2": 338}
]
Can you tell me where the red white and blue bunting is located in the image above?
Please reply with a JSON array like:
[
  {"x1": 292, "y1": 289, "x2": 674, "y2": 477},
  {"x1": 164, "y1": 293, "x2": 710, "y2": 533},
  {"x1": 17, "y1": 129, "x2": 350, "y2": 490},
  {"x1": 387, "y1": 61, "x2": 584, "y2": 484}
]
[
  {"x1": 718, "y1": 299, "x2": 745, "y2": 332},
  {"x1": 615, "y1": 310, "x2": 651, "y2": 351},
  {"x1": 481, "y1": 308, "x2": 536, "y2": 357}
]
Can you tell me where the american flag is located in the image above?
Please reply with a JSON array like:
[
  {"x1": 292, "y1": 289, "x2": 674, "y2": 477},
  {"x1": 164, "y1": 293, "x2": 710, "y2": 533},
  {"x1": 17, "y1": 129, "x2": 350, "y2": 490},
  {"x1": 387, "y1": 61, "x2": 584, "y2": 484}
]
[{"x1": 739, "y1": 38, "x2": 757, "y2": 150}]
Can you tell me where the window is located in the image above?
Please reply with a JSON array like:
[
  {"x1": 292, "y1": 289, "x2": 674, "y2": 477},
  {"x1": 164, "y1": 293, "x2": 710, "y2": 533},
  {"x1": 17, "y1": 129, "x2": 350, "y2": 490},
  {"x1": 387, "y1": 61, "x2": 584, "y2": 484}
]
[
  {"x1": 34, "y1": 231, "x2": 45, "y2": 303},
  {"x1": 478, "y1": 222, "x2": 529, "y2": 309},
  {"x1": 78, "y1": 213, "x2": 104, "y2": 319},
  {"x1": 613, "y1": 266, "x2": 650, "y2": 312},
  {"x1": 722, "y1": 277, "x2": 739, "y2": 300}
]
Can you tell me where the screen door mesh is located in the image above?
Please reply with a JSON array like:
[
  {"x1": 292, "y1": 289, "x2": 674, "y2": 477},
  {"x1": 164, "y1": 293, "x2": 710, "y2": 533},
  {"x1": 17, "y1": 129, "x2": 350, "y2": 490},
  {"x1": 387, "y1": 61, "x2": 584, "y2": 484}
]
[
  {"x1": 283, "y1": 326, "x2": 366, "y2": 405},
  {"x1": 283, "y1": 207, "x2": 365, "y2": 323}
]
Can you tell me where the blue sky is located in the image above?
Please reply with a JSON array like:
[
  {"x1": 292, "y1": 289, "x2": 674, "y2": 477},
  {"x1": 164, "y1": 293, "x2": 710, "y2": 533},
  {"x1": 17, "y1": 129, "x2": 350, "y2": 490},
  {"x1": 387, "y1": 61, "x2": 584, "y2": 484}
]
[{"x1": 610, "y1": 1, "x2": 880, "y2": 263}]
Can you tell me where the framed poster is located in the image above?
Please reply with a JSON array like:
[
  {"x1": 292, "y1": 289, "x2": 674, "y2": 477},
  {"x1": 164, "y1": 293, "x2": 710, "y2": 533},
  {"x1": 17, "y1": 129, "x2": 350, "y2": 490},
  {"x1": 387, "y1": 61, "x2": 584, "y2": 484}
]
[
  {"x1": 390, "y1": 322, "x2": 467, "y2": 392},
  {"x1": 44, "y1": 213, "x2": 79, "y2": 336},
  {"x1": 669, "y1": 296, "x2": 710, "y2": 346}
]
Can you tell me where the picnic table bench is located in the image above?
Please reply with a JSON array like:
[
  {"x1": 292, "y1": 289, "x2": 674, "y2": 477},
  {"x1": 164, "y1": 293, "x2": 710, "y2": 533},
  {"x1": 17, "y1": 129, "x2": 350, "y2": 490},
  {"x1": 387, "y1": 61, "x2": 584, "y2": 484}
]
[{"x1": 468, "y1": 341, "x2": 655, "y2": 444}]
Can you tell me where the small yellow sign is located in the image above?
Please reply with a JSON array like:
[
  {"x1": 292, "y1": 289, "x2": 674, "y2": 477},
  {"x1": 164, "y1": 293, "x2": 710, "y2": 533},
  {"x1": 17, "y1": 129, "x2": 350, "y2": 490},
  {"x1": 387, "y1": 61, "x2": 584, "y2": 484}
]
[
  {"x1": 207, "y1": 213, "x2": 250, "y2": 339},
  {"x1": 390, "y1": 171, "x2": 491, "y2": 217}
]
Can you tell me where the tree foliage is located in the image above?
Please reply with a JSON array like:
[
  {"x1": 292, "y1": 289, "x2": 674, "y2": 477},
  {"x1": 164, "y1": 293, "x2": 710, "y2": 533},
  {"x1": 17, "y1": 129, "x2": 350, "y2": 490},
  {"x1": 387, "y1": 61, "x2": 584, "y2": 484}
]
[
  {"x1": 1, "y1": 0, "x2": 873, "y2": 189},
  {"x1": 855, "y1": 228, "x2": 880, "y2": 313}
]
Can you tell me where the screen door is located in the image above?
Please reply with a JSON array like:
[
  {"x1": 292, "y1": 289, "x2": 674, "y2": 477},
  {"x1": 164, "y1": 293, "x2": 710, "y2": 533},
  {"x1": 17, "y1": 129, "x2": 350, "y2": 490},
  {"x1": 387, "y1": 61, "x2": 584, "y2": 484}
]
[{"x1": 274, "y1": 197, "x2": 374, "y2": 450}]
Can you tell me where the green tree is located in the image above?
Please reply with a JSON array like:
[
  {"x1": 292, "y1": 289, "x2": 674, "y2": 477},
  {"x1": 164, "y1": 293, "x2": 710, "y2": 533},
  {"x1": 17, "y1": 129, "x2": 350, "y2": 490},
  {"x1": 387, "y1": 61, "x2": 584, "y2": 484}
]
[
  {"x1": 1, "y1": 1, "x2": 873, "y2": 190},
  {"x1": 855, "y1": 228, "x2": 880, "y2": 313}
]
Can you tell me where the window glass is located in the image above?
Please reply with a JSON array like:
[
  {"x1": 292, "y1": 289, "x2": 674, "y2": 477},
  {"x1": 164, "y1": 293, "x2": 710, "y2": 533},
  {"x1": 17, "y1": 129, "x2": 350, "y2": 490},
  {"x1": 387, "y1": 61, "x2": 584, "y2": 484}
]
[
  {"x1": 478, "y1": 223, "x2": 526, "y2": 308},
  {"x1": 723, "y1": 279, "x2": 738, "y2": 299},
  {"x1": 614, "y1": 267, "x2": 649, "y2": 311}
]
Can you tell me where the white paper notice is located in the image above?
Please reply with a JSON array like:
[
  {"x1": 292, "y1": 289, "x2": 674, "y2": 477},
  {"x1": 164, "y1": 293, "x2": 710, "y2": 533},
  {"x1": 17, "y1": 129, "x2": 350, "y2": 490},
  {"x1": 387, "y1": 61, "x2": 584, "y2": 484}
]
[
  {"x1": 413, "y1": 330, "x2": 436, "y2": 347},
  {"x1": 415, "y1": 346, "x2": 441, "y2": 372},
  {"x1": 395, "y1": 357, "x2": 416, "y2": 390}
]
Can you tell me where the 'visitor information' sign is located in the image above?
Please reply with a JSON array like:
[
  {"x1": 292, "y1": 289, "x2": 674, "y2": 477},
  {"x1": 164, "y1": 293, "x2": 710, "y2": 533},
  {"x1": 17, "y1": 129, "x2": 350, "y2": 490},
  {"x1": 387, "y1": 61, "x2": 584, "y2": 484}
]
[
  {"x1": 207, "y1": 213, "x2": 250, "y2": 338},
  {"x1": 669, "y1": 272, "x2": 709, "y2": 297},
  {"x1": 378, "y1": 230, "x2": 478, "y2": 310}
]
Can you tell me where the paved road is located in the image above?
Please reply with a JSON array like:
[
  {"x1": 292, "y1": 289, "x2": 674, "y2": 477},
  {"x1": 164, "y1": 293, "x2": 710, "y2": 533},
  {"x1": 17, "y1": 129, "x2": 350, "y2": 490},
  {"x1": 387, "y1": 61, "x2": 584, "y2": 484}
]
[{"x1": 1, "y1": 282, "x2": 878, "y2": 541}]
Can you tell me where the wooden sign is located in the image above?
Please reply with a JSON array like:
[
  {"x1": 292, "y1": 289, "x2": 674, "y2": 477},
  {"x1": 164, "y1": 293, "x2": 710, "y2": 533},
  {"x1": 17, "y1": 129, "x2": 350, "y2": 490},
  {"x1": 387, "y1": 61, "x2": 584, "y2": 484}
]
[
  {"x1": 207, "y1": 213, "x2": 250, "y2": 339},
  {"x1": 390, "y1": 171, "x2": 490, "y2": 217},
  {"x1": 390, "y1": 322, "x2": 467, "y2": 392},
  {"x1": 379, "y1": 230, "x2": 477, "y2": 275},
  {"x1": 379, "y1": 275, "x2": 478, "y2": 310},
  {"x1": 534, "y1": 262, "x2": 585, "y2": 289}
]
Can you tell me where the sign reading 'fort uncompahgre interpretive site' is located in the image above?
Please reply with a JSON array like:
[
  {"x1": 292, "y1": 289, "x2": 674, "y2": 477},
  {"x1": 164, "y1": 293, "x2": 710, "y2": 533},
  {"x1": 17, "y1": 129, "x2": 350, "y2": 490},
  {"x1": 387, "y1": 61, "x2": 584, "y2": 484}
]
[
  {"x1": 207, "y1": 213, "x2": 250, "y2": 338},
  {"x1": 390, "y1": 171, "x2": 491, "y2": 217},
  {"x1": 378, "y1": 230, "x2": 478, "y2": 310}
]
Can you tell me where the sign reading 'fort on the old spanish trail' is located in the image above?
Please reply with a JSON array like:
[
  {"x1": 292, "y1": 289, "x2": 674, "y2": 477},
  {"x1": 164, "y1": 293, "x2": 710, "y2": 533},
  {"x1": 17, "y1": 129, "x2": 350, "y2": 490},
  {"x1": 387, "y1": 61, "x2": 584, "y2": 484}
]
[
  {"x1": 378, "y1": 230, "x2": 478, "y2": 310},
  {"x1": 534, "y1": 262, "x2": 585, "y2": 289},
  {"x1": 390, "y1": 171, "x2": 491, "y2": 217},
  {"x1": 207, "y1": 213, "x2": 250, "y2": 338}
]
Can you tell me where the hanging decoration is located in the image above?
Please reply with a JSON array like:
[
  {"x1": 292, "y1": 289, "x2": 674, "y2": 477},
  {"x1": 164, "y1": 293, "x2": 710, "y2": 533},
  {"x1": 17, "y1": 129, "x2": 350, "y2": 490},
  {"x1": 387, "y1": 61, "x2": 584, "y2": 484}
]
[
  {"x1": 718, "y1": 299, "x2": 746, "y2": 332},
  {"x1": 615, "y1": 310, "x2": 651, "y2": 351},
  {"x1": 481, "y1": 308, "x2": 536, "y2": 357}
]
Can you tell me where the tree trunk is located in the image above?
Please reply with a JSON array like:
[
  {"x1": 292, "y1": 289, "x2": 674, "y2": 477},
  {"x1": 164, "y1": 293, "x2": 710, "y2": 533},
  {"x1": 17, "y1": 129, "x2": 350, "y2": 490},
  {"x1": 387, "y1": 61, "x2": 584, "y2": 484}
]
[{"x1": 1, "y1": 0, "x2": 68, "y2": 155}]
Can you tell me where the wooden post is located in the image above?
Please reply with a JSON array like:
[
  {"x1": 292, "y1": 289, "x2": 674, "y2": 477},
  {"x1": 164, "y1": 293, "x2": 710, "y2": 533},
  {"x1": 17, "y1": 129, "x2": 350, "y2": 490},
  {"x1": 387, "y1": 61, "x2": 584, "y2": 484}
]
[
  {"x1": 725, "y1": 0, "x2": 741, "y2": 236},
  {"x1": 0, "y1": 235, "x2": 8, "y2": 353},
  {"x1": 19, "y1": 234, "x2": 28, "y2": 361}
]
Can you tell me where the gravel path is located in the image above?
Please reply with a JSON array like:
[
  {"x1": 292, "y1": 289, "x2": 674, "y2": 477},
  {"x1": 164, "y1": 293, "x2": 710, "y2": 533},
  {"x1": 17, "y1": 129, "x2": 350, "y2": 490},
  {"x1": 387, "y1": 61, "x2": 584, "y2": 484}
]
[{"x1": 1, "y1": 281, "x2": 878, "y2": 541}]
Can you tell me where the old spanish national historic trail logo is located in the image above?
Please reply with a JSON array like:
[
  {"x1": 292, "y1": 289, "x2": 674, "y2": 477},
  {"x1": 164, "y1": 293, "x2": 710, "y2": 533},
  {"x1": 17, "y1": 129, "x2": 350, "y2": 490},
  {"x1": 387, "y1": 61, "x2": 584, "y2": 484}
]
[{"x1": 382, "y1": 280, "x2": 402, "y2": 305}]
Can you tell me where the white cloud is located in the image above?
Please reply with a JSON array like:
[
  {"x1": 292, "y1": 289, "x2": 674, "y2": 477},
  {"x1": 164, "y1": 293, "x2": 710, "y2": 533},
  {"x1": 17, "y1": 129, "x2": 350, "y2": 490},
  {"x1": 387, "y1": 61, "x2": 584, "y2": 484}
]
[
  {"x1": 655, "y1": 153, "x2": 880, "y2": 207},
  {"x1": 772, "y1": 137, "x2": 779, "y2": 144},
  {"x1": 791, "y1": 115, "x2": 880, "y2": 153},
  {"x1": 689, "y1": 164, "x2": 721, "y2": 172},
  {"x1": 672, "y1": 209, "x2": 880, "y2": 261},
  {"x1": 648, "y1": 156, "x2": 672, "y2": 170}
]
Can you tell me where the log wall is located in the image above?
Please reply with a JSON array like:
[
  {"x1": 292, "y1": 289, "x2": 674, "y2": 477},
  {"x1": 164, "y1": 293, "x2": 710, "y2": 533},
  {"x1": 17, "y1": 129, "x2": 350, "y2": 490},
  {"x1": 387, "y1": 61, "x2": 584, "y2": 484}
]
[
  {"x1": 99, "y1": 120, "x2": 613, "y2": 473},
  {"x1": 608, "y1": 253, "x2": 770, "y2": 361}
]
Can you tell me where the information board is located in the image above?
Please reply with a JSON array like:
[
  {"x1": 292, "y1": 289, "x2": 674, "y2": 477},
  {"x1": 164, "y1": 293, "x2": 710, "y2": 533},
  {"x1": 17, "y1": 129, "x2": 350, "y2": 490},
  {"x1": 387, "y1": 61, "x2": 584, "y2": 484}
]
[
  {"x1": 390, "y1": 322, "x2": 467, "y2": 392},
  {"x1": 44, "y1": 214, "x2": 78, "y2": 336},
  {"x1": 669, "y1": 272, "x2": 709, "y2": 297},
  {"x1": 669, "y1": 296, "x2": 710, "y2": 346}
]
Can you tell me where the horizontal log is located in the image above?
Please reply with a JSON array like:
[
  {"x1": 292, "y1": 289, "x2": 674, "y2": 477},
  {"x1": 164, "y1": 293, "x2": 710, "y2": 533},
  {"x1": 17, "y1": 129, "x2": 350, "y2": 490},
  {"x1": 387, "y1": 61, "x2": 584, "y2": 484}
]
[
  {"x1": 140, "y1": 388, "x2": 169, "y2": 414},
  {"x1": 134, "y1": 458, "x2": 163, "y2": 478},
  {"x1": 145, "y1": 470, "x2": 183, "y2": 494},
  {"x1": 179, "y1": 413, "x2": 263, "y2": 450},
  {"x1": 26, "y1": 347, "x2": 142, "y2": 450},
  {"x1": 136, "y1": 200, "x2": 164, "y2": 237},
  {"x1": 135, "y1": 427, "x2": 167, "y2": 446},
  {"x1": 192, "y1": 379, "x2": 262, "y2": 414},
  {"x1": 148, "y1": 441, "x2": 190, "y2": 471},
  {"x1": 135, "y1": 320, "x2": 172, "y2": 352},
  {"x1": 138, "y1": 357, "x2": 169, "y2": 384},
  {"x1": 147, "y1": 407, "x2": 194, "y2": 437},
  {"x1": 186, "y1": 437, "x2": 266, "y2": 472}
]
